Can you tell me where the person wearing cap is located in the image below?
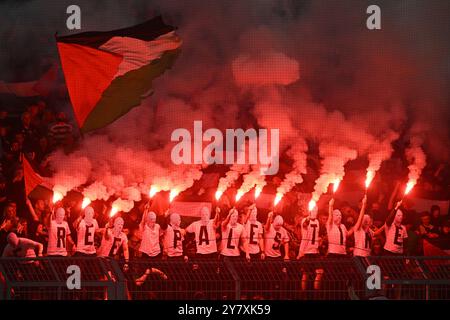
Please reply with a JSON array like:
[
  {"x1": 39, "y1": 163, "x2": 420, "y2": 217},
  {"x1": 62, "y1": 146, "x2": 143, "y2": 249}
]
[
  {"x1": 73, "y1": 206, "x2": 100, "y2": 257},
  {"x1": 264, "y1": 212, "x2": 289, "y2": 261}
]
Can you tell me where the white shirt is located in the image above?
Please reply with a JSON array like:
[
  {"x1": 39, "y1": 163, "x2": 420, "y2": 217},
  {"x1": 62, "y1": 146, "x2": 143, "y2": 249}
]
[
  {"x1": 76, "y1": 219, "x2": 99, "y2": 255},
  {"x1": 139, "y1": 224, "x2": 161, "y2": 257},
  {"x1": 264, "y1": 224, "x2": 289, "y2": 258},
  {"x1": 241, "y1": 221, "x2": 263, "y2": 254},
  {"x1": 163, "y1": 225, "x2": 184, "y2": 257},
  {"x1": 97, "y1": 231, "x2": 128, "y2": 257},
  {"x1": 299, "y1": 218, "x2": 320, "y2": 256},
  {"x1": 47, "y1": 220, "x2": 71, "y2": 256},
  {"x1": 220, "y1": 223, "x2": 244, "y2": 256},
  {"x1": 384, "y1": 223, "x2": 408, "y2": 254},
  {"x1": 186, "y1": 219, "x2": 217, "y2": 254},
  {"x1": 326, "y1": 223, "x2": 347, "y2": 255},
  {"x1": 353, "y1": 228, "x2": 373, "y2": 257}
]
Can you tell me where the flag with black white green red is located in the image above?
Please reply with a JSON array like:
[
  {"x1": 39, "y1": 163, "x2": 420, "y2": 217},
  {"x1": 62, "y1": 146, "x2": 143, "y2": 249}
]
[{"x1": 56, "y1": 16, "x2": 181, "y2": 133}]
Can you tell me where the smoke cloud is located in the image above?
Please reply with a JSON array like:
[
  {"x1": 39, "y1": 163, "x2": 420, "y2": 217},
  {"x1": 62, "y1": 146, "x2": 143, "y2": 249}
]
[{"x1": 2, "y1": 0, "x2": 448, "y2": 208}]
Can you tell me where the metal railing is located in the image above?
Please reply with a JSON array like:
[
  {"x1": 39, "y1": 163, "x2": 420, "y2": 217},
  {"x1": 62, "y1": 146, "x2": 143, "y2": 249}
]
[{"x1": 0, "y1": 256, "x2": 448, "y2": 300}]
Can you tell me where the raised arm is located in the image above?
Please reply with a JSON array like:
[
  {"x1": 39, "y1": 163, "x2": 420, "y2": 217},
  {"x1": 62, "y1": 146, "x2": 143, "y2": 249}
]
[
  {"x1": 221, "y1": 209, "x2": 233, "y2": 230},
  {"x1": 265, "y1": 211, "x2": 274, "y2": 232},
  {"x1": 386, "y1": 200, "x2": 402, "y2": 227},
  {"x1": 26, "y1": 198, "x2": 39, "y2": 222},
  {"x1": 139, "y1": 210, "x2": 148, "y2": 232},
  {"x1": 213, "y1": 207, "x2": 221, "y2": 229},
  {"x1": 387, "y1": 181, "x2": 401, "y2": 211},
  {"x1": 327, "y1": 198, "x2": 334, "y2": 226},
  {"x1": 349, "y1": 194, "x2": 367, "y2": 235}
]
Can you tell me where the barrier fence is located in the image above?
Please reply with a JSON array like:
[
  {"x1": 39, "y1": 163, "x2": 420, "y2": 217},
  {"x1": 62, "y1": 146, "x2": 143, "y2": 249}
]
[{"x1": 0, "y1": 256, "x2": 448, "y2": 300}]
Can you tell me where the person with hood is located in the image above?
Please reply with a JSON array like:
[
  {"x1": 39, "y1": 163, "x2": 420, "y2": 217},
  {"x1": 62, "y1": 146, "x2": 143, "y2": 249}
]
[
  {"x1": 139, "y1": 207, "x2": 163, "y2": 260},
  {"x1": 186, "y1": 206, "x2": 220, "y2": 260},
  {"x1": 384, "y1": 200, "x2": 408, "y2": 255},
  {"x1": 163, "y1": 212, "x2": 187, "y2": 261},
  {"x1": 352, "y1": 195, "x2": 374, "y2": 257},
  {"x1": 47, "y1": 207, "x2": 75, "y2": 256},
  {"x1": 98, "y1": 216, "x2": 130, "y2": 271},
  {"x1": 264, "y1": 212, "x2": 289, "y2": 261},
  {"x1": 220, "y1": 208, "x2": 245, "y2": 260},
  {"x1": 241, "y1": 205, "x2": 264, "y2": 261},
  {"x1": 326, "y1": 198, "x2": 348, "y2": 258},
  {"x1": 74, "y1": 206, "x2": 100, "y2": 257},
  {"x1": 297, "y1": 205, "x2": 324, "y2": 291}
]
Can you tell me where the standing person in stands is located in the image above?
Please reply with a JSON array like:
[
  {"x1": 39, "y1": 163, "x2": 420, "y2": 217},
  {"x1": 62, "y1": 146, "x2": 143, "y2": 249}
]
[
  {"x1": 186, "y1": 206, "x2": 220, "y2": 260},
  {"x1": 326, "y1": 198, "x2": 348, "y2": 258},
  {"x1": 241, "y1": 205, "x2": 264, "y2": 261},
  {"x1": 220, "y1": 208, "x2": 245, "y2": 261},
  {"x1": 384, "y1": 201, "x2": 408, "y2": 255},
  {"x1": 73, "y1": 206, "x2": 99, "y2": 257},
  {"x1": 297, "y1": 205, "x2": 323, "y2": 291},
  {"x1": 264, "y1": 212, "x2": 289, "y2": 261},
  {"x1": 47, "y1": 207, "x2": 75, "y2": 256},
  {"x1": 139, "y1": 207, "x2": 163, "y2": 260},
  {"x1": 163, "y1": 213, "x2": 187, "y2": 261},
  {"x1": 98, "y1": 216, "x2": 130, "y2": 271},
  {"x1": 352, "y1": 195, "x2": 384, "y2": 257}
]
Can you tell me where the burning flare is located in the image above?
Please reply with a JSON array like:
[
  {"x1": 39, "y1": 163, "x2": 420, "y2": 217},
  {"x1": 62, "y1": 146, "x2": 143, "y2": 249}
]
[
  {"x1": 308, "y1": 199, "x2": 317, "y2": 212},
  {"x1": 109, "y1": 206, "x2": 118, "y2": 217},
  {"x1": 149, "y1": 185, "x2": 159, "y2": 198},
  {"x1": 274, "y1": 193, "x2": 283, "y2": 206},
  {"x1": 81, "y1": 197, "x2": 91, "y2": 209},
  {"x1": 235, "y1": 190, "x2": 244, "y2": 202},
  {"x1": 365, "y1": 170, "x2": 375, "y2": 189},
  {"x1": 52, "y1": 191, "x2": 63, "y2": 204},
  {"x1": 332, "y1": 179, "x2": 341, "y2": 193},
  {"x1": 404, "y1": 181, "x2": 416, "y2": 195},
  {"x1": 169, "y1": 189, "x2": 179, "y2": 202},
  {"x1": 254, "y1": 187, "x2": 262, "y2": 199},
  {"x1": 215, "y1": 190, "x2": 223, "y2": 201}
]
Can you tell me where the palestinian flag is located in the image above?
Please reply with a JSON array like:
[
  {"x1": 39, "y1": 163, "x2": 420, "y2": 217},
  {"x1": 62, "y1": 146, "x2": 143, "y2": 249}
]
[
  {"x1": 56, "y1": 16, "x2": 181, "y2": 133},
  {"x1": 22, "y1": 155, "x2": 44, "y2": 196}
]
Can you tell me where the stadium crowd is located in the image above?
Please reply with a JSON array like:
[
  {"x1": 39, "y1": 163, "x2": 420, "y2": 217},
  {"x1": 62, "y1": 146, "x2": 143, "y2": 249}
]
[{"x1": 0, "y1": 101, "x2": 449, "y2": 272}]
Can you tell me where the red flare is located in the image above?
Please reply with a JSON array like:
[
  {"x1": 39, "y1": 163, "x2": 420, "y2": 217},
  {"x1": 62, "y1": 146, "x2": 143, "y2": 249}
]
[
  {"x1": 308, "y1": 199, "x2": 317, "y2": 212},
  {"x1": 365, "y1": 170, "x2": 375, "y2": 189},
  {"x1": 52, "y1": 191, "x2": 63, "y2": 204},
  {"x1": 405, "y1": 181, "x2": 415, "y2": 195},
  {"x1": 81, "y1": 197, "x2": 91, "y2": 209},
  {"x1": 149, "y1": 185, "x2": 158, "y2": 198},
  {"x1": 274, "y1": 193, "x2": 283, "y2": 206},
  {"x1": 215, "y1": 190, "x2": 223, "y2": 201}
]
